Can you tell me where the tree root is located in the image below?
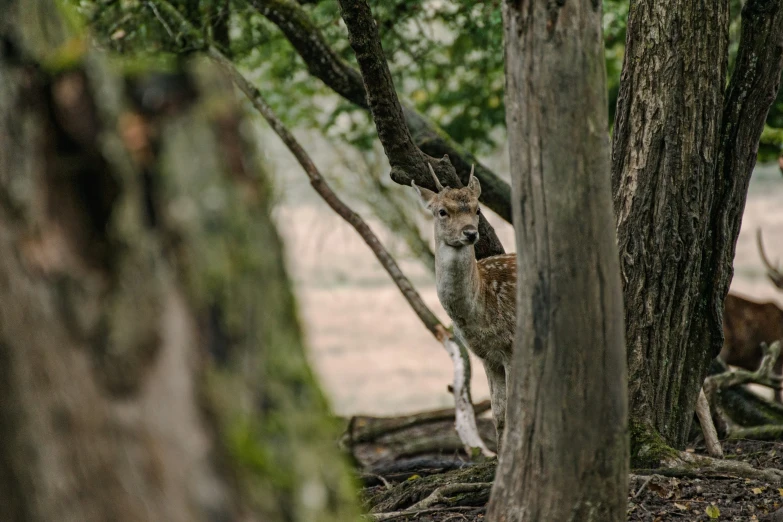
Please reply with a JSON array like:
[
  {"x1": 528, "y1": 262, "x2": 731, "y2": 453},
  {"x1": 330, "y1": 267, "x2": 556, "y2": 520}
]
[
  {"x1": 364, "y1": 506, "x2": 485, "y2": 521},
  {"x1": 359, "y1": 459, "x2": 474, "y2": 487},
  {"x1": 652, "y1": 451, "x2": 783, "y2": 483},
  {"x1": 364, "y1": 460, "x2": 496, "y2": 513},
  {"x1": 362, "y1": 449, "x2": 783, "y2": 518},
  {"x1": 407, "y1": 482, "x2": 492, "y2": 511},
  {"x1": 729, "y1": 424, "x2": 783, "y2": 441}
]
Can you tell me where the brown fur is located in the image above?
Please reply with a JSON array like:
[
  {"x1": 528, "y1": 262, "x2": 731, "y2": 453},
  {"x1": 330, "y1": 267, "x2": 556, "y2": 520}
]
[
  {"x1": 413, "y1": 171, "x2": 517, "y2": 445},
  {"x1": 720, "y1": 293, "x2": 783, "y2": 400}
]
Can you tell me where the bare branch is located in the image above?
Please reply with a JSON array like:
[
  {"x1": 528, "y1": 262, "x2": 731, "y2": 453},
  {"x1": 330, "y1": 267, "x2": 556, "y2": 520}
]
[{"x1": 757, "y1": 228, "x2": 783, "y2": 289}]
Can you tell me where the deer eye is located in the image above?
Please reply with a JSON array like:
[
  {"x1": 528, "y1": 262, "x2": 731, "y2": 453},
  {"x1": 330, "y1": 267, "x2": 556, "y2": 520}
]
[{"x1": 438, "y1": 209, "x2": 448, "y2": 217}]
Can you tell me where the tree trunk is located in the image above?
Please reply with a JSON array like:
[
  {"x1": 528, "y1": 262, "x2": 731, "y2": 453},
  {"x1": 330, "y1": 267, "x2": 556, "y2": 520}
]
[
  {"x1": 612, "y1": 0, "x2": 783, "y2": 465},
  {"x1": 487, "y1": 1, "x2": 628, "y2": 520},
  {"x1": 0, "y1": 2, "x2": 359, "y2": 521}
]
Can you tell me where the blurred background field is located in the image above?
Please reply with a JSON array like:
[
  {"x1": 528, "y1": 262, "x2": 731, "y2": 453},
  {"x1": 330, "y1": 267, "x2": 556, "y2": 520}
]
[{"x1": 263, "y1": 125, "x2": 783, "y2": 416}]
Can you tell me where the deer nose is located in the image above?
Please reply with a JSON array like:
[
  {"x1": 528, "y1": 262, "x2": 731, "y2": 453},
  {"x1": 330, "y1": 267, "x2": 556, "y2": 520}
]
[{"x1": 462, "y1": 227, "x2": 478, "y2": 244}]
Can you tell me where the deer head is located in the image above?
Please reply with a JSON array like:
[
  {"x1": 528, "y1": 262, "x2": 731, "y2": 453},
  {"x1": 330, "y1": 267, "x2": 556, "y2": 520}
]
[
  {"x1": 757, "y1": 229, "x2": 783, "y2": 290},
  {"x1": 412, "y1": 163, "x2": 482, "y2": 248}
]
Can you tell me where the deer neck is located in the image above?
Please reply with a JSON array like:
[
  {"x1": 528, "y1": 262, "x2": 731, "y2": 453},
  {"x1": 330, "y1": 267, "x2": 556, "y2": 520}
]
[{"x1": 434, "y1": 241, "x2": 481, "y2": 324}]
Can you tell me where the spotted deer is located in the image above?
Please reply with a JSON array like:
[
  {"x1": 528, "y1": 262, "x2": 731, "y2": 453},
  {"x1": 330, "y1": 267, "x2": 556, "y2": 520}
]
[{"x1": 413, "y1": 164, "x2": 516, "y2": 446}]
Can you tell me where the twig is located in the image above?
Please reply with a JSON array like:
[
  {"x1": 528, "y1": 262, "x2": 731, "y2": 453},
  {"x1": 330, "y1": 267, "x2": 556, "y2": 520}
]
[
  {"x1": 408, "y1": 482, "x2": 492, "y2": 511},
  {"x1": 633, "y1": 475, "x2": 655, "y2": 499},
  {"x1": 696, "y1": 387, "x2": 723, "y2": 457},
  {"x1": 146, "y1": 1, "x2": 177, "y2": 43},
  {"x1": 362, "y1": 473, "x2": 392, "y2": 490},
  {"x1": 149, "y1": 0, "x2": 493, "y2": 458}
]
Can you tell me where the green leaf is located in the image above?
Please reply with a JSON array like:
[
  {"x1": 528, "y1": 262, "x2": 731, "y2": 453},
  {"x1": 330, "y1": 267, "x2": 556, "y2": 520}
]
[{"x1": 705, "y1": 504, "x2": 720, "y2": 519}]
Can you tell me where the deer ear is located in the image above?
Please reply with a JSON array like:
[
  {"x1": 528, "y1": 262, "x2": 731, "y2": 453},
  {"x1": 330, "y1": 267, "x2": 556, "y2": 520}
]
[
  {"x1": 467, "y1": 175, "x2": 481, "y2": 199},
  {"x1": 412, "y1": 181, "x2": 437, "y2": 209}
]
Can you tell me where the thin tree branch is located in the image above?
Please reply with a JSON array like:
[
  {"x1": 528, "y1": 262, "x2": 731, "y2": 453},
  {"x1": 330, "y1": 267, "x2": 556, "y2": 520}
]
[
  {"x1": 248, "y1": 0, "x2": 513, "y2": 223},
  {"x1": 152, "y1": 0, "x2": 493, "y2": 457}
]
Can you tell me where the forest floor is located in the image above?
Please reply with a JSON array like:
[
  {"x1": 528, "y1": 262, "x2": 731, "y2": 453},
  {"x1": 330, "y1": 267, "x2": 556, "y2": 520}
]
[
  {"x1": 347, "y1": 408, "x2": 783, "y2": 521},
  {"x1": 628, "y1": 440, "x2": 783, "y2": 522}
]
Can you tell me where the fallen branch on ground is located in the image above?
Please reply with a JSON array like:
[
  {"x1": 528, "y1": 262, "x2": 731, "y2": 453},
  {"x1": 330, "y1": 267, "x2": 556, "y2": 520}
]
[{"x1": 346, "y1": 400, "x2": 491, "y2": 444}]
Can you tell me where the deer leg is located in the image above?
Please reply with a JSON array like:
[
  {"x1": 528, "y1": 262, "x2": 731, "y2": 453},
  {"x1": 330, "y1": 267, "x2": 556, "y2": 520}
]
[{"x1": 482, "y1": 361, "x2": 507, "y2": 452}]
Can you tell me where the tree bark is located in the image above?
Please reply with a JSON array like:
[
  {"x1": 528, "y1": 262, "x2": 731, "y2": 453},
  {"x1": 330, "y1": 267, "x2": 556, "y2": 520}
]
[
  {"x1": 0, "y1": 2, "x2": 359, "y2": 521},
  {"x1": 487, "y1": 1, "x2": 628, "y2": 520},
  {"x1": 611, "y1": 0, "x2": 783, "y2": 463}
]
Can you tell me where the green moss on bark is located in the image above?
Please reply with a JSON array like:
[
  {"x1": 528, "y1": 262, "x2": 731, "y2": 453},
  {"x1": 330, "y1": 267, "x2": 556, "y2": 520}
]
[
  {"x1": 630, "y1": 419, "x2": 679, "y2": 469},
  {"x1": 156, "y1": 60, "x2": 361, "y2": 521}
]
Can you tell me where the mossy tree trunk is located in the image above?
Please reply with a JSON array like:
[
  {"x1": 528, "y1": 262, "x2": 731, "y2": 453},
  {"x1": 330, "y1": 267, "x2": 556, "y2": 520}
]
[
  {"x1": 611, "y1": 0, "x2": 783, "y2": 465},
  {"x1": 486, "y1": 1, "x2": 628, "y2": 520},
  {"x1": 0, "y1": 2, "x2": 359, "y2": 521}
]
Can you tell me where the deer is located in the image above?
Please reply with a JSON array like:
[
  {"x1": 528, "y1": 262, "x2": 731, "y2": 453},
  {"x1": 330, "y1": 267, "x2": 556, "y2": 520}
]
[
  {"x1": 412, "y1": 163, "x2": 516, "y2": 447},
  {"x1": 719, "y1": 229, "x2": 783, "y2": 401}
]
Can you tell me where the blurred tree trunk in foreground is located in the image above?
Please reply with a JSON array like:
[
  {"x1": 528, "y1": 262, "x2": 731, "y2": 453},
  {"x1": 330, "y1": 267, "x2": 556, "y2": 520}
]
[{"x1": 0, "y1": 2, "x2": 359, "y2": 521}]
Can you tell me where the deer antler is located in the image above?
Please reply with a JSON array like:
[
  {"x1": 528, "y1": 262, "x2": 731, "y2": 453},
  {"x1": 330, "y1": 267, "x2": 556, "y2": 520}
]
[
  {"x1": 757, "y1": 229, "x2": 783, "y2": 290},
  {"x1": 468, "y1": 164, "x2": 475, "y2": 185},
  {"x1": 427, "y1": 162, "x2": 445, "y2": 192}
]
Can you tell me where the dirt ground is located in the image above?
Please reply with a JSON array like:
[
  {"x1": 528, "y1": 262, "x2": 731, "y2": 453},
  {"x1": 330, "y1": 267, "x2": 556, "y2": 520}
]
[
  {"x1": 358, "y1": 439, "x2": 783, "y2": 521},
  {"x1": 627, "y1": 440, "x2": 783, "y2": 522}
]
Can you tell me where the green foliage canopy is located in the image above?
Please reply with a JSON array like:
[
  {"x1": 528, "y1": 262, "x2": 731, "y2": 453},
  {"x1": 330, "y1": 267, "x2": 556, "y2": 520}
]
[{"x1": 75, "y1": 0, "x2": 783, "y2": 161}]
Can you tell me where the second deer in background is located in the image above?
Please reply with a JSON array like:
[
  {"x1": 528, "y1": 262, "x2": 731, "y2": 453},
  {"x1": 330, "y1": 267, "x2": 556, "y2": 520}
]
[{"x1": 720, "y1": 230, "x2": 783, "y2": 401}]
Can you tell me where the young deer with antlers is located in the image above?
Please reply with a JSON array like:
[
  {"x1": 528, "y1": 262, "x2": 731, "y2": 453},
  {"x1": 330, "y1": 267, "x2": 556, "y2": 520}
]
[{"x1": 413, "y1": 164, "x2": 516, "y2": 447}]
